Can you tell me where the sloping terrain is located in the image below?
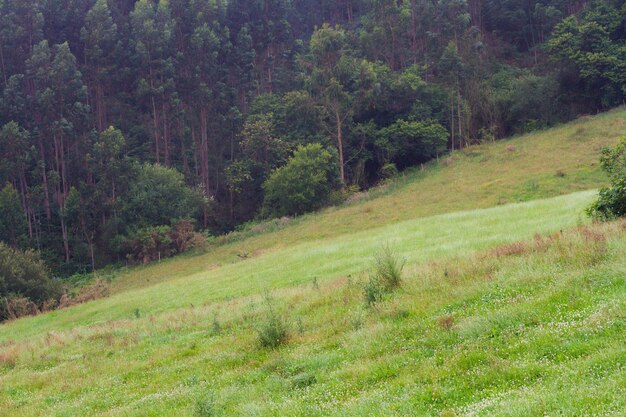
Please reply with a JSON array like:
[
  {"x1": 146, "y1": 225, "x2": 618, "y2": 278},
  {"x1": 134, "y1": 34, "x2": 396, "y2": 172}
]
[{"x1": 0, "y1": 109, "x2": 625, "y2": 416}]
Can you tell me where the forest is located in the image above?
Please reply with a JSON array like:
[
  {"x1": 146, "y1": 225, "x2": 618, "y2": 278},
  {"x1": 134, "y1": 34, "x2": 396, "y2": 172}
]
[{"x1": 0, "y1": 0, "x2": 625, "y2": 275}]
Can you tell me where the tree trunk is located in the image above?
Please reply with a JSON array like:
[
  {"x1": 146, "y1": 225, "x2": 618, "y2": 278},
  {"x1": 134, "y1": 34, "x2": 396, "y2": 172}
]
[
  {"x1": 38, "y1": 135, "x2": 52, "y2": 220},
  {"x1": 457, "y1": 87, "x2": 463, "y2": 148},
  {"x1": 450, "y1": 95, "x2": 455, "y2": 151},
  {"x1": 335, "y1": 106, "x2": 346, "y2": 185},
  {"x1": 60, "y1": 214, "x2": 70, "y2": 263},
  {"x1": 95, "y1": 82, "x2": 106, "y2": 132},
  {"x1": 200, "y1": 107, "x2": 210, "y2": 194},
  {"x1": 161, "y1": 96, "x2": 170, "y2": 166},
  {"x1": 18, "y1": 169, "x2": 33, "y2": 240},
  {"x1": 151, "y1": 94, "x2": 160, "y2": 164},
  {"x1": 0, "y1": 43, "x2": 6, "y2": 86}
]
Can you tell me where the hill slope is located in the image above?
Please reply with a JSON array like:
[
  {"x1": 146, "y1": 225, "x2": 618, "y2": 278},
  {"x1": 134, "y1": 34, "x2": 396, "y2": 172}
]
[{"x1": 0, "y1": 109, "x2": 625, "y2": 416}]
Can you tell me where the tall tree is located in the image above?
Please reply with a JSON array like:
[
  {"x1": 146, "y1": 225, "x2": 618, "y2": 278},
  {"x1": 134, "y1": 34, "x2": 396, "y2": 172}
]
[
  {"x1": 80, "y1": 0, "x2": 118, "y2": 132},
  {"x1": 308, "y1": 24, "x2": 356, "y2": 185},
  {"x1": 130, "y1": 0, "x2": 175, "y2": 165}
]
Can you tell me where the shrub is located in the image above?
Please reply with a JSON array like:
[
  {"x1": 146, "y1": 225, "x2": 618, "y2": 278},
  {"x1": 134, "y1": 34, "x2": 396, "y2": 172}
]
[
  {"x1": 292, "y1": 372, "x2": 316, "y2": 389},
  {"x1": 122, "y1": 163, "x2": 206, "y2": 228},
  {"x1": 256, "y1": 296, "x2": 289, "y2": 349},
  {"x1": 263, "y1": 143, "x2": 339, "y2": 217},
  {"x1": 121, "y1": 220, "x2": 206, "y2": 264},
  {"x1": 587, "y1": 138, "x2": 626, "y2": 220},
  {"x1": 379, "y1": 163, "x2": 398, "y2": 180},
  {"x1": 362, "y1": 275, "x2": 385, "y2": 306},
  {"x1": 363, "y1": 245, "x2": 405, "y2": 305},
  {"x1": 373, "y1": 244, "x2": 405, "y2": 290},
  {"x1": 377, "y1": 120, "x2": 448, "y2": 170},
  {"x1": 0, "y1": 242, "x2": 61, "y2": 321},
  {"x1": 0, "y1": 294, "x2": 39, "y2": 321},
  {"x1": 194, "y1": 393, "x2": 216, "y2": 417}
]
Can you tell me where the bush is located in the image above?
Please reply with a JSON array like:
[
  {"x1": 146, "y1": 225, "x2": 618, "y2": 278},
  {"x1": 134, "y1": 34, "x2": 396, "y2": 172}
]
[
  {"x1": 292, "y1": 372, "x2": 316, "y2": 388},
  {"x1": 363, "y1": 245, "x2": 405, "y2": 305},
  {"x1": 121, "y1": 220, "x2": 206, "y2": 264},
  {"x1": 0, "y1": 242, "x2": 60, "y2": 321},
  {"x1": 122, "y1": 163, "x2": 206, "y2": 228},
  {"x1": 362, "y1": 275, "x2": 385, "y2": 306},
  {"x1": 379, "y1": 163, "x2": 398, "y2": 180},
  {"x1": 373, "y1": 244, "x2": 405, "y2": 290},
  {"x1": 377, "y1": 120, "x2": 448, "y2": 170},
  {"x1": 587, "y1": 137, "x2": 626, "y2": 220},
  {"x1": 0, "y1": 294, "x2": 40, "y2": 321},
  {"x1": 256, "y1": 296, "x2": 289, "y2": 349},
  {"x1": 194, "y1": 393, "x2": 216, "y2": 417},
  {"x1": 263, "y1": 143, "x2": 339, "y2": 217}
]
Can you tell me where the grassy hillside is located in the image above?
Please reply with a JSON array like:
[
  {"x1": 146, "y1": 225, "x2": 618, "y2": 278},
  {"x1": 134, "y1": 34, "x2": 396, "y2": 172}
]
[
  {"x1": 109, "y1": 107, "x2": 625, "y2": 294},
  {"x1": 1, "y1": 220, "x2": 624, "y2": 416},
  {"x1": 0, "y1": 109, "x2": 625, "y2": 416}
]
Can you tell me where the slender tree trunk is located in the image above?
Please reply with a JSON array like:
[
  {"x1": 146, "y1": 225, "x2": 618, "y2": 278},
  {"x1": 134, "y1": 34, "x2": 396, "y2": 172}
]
[
  {"x1": 96, "y1": 82, "x2": 106, "y2": 132},
  {"x1": 149, "y1": 66, "x2": 160, "y2": 164},
  {"x1": 37, "y1": 135, "x2": 52, "y2": 220},
  {"x1": 411, "y1": 1, "x2": 418, "y2": 65},
  {"x1": 191, "y1": 124, "x2": 199, "y2": 178},
  {"x1": 457, "y1": 86, "x2": 463, "y2": 148},
  {"x1": 88, "y1": 237, "x2": 95, "y2": 271},
  {"x1": 0, "y1": 44, "x2": 6, "y2": 86},
  {"x1": 266, "y1": 47, "x2": 273, "y2": 94},
  {"x1": 80, "y1": 212, "x2": 95, "y2": 271},
  {"x1": 60, "y1": 215, "x2": 70, "y2": 263},
  {"x1": 151, "y1": 95, "x2": 160, "y2": 164},
  {"x1": 450, "y1": 95, "x2": 455, "y2": 151},
  {"x1": 200, "y1": 108, "x2": 209, "y2": 192},
  {"x1": 335, "y1": 106, "x2": 346, "y2": 185},
  {"x1": 18, "y1": 169, "x2": 33, "y2": 240},
  {"x1": 161, "y1": 95, "x2": 170, "y2": 166}
]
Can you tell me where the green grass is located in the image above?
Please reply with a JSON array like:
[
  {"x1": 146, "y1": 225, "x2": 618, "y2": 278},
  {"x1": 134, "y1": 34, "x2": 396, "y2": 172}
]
[
  {"x1": 0, "y1": 190, "x2": 597, "y2": 341},
  {"x1": 1, "y1": 220, "x2": 624, "y2": 416},
  {"x1": 0, "y1": 109, "x2": 625, "y2": 416},
  {"x1": 106, "y1": 106, "x2": 625, "y2": 295}
]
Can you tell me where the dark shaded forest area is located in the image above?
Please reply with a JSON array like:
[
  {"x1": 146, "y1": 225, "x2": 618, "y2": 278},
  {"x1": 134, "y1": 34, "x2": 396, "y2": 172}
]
[{"x1": 0, "y1": 0, "x2": 624, "y2": 275}]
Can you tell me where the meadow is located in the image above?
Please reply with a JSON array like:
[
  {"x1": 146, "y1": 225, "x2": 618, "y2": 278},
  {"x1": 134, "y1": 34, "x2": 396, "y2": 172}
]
[{"x1": 0, "y1": 109, "x2": 625, "y2": 416}]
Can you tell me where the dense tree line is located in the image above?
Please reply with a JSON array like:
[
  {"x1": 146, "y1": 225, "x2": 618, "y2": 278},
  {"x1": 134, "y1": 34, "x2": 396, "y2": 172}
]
[{"x1": 0, "y1": 0, "x2": 624, "y2": 275}]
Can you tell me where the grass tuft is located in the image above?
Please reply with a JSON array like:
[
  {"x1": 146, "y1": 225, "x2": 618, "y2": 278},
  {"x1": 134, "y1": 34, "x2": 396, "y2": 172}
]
[
  {"x1": 194, "y1": 393, "x2": 216, "y2": 417},
  {"x1": 373, "y1": 244, "x2": 405, "y2": 290},
  {"x1": 255, "y1": 295, "x2": 289, "y2": 349}
]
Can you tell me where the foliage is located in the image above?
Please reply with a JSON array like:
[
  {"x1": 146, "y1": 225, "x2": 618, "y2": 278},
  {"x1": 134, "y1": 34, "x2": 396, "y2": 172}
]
[
  {"x1": 194, "y1": 393, "x2": 216, "y2": 417},
  {"x1": 587, "y1": 137, "x2": 626, "y2": 220},
  {"x1": 122, "y1": 164, "x2": 205, "y2": 228},
  {"x1": 263, "y1": 143, "x2": 339, "y2": 217},
  {"x1": 0, "y1": 183, "x2": 28, "y2": 247},
  {"x1": 255, "y1": 295, "x2": 289, "y2": 349},
  {"x1": 548, "y1": 4, "x2": 626, "y2": 110},
  {"x1": 0, "y1": 0, "x2": 625, "y2": 273},
  {"x1": 372, "y1": 244, "x2": 405, "y2": 290},
  {"x1": 0, "y1": 242, "x2": 61, "y2": 321},
  {"x1": 377, "y1": 120, "x2": 448, "y2": 169},
  {"x1": 363, "y1": 244, "x2": 405, "y2": 305},
  {"x1": 120, "y1": 219, "x2": 206, "y2": 264}
]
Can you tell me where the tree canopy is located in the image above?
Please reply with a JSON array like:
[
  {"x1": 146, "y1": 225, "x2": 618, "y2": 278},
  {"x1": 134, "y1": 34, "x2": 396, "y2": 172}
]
[{"x1": 0, "y1": 0, "x2": 624, "y2": 275}]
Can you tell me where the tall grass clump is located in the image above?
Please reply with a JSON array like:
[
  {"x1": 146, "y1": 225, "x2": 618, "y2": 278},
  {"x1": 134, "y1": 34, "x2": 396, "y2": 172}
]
[
  {"x1": 363, "y1": 245, "x2": 405, "y2": 305},
  {"x1": 194, "y1": 393, "x2": 216, "y2": 417},
  {"x1": 255, "y1": 295, "x2": 289, "y2": 349},
  {"x1": 373, "y1": 244, "x2": 405, "y2": 290}
]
